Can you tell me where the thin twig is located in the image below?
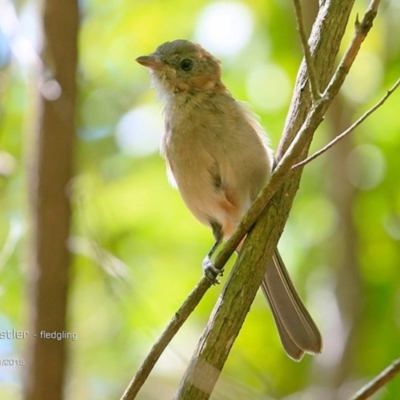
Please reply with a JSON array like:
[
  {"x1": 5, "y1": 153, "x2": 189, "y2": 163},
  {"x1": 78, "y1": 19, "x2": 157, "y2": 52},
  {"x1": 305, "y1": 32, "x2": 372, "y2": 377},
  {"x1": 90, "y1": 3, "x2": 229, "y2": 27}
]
[
  {"x1": 293, "y1": 76, "x2": 400, "y2": 169},
  {"x1": 120, "y1": 277, "x2": 212, "y2": 400},
  {"x1": 279, "y1": 0, "x2": 382, "y2": 171},
  {"x1": 292, "y1": 0, "x2": 320, "y2": 101},
  {"x1": 322, "y1": 0, "x2": 381, "y2": 100},
  {"x1": 349, "y1": 358, "x2": 400, "y2": 400}
]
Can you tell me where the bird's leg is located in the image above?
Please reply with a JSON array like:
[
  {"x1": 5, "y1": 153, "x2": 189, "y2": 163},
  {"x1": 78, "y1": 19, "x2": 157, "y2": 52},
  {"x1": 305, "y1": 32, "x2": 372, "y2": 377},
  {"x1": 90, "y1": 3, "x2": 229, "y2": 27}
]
[{"x1": 202, "y1": 221, "x2": 224, "y2": 284}]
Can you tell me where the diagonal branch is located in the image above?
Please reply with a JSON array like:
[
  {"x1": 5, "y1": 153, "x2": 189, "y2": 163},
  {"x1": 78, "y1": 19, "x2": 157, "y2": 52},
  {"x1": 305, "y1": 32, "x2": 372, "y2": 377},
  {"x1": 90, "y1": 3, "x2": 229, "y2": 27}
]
[
  {"x1": 293, "y1": 76, "x2": 400, "y2": 169},
  {"x1": 322, "y1": 0, "x2": 381, "y2": 100},
  {"x1": 120, "y1": 278, "x2": 212, "y2": 400},
  {"x1": 349, "y1": 358, "x2": 400, "y2": 400}
]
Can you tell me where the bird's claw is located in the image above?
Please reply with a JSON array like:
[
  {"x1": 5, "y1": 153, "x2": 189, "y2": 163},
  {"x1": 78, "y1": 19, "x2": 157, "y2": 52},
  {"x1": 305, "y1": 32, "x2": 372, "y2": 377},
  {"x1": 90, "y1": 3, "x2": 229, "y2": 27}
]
[{"x1": 202, "y1": 256, "x2": 223, "y2": 285}]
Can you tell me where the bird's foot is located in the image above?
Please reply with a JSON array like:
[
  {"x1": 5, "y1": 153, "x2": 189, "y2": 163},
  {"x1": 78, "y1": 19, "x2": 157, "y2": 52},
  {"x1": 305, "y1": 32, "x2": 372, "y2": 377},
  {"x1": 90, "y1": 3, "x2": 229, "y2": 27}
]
[{"x1": 202, "y1": 256, "x2": 223, "y2": 284}]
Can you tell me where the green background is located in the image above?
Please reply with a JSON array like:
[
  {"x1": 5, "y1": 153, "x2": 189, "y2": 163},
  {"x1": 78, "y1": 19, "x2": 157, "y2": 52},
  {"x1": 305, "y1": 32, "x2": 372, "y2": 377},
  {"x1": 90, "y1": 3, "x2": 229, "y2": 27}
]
[{"x1": 1, "y1": 0, "x2": 400, "y2": 398}]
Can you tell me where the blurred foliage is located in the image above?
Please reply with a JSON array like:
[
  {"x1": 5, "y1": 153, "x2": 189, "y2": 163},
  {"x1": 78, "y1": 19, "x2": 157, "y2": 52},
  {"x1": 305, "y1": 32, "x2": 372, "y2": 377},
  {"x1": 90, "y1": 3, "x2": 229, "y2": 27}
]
[{"x1": 1, "y1": 0, "x2": 400, "y2": 399}]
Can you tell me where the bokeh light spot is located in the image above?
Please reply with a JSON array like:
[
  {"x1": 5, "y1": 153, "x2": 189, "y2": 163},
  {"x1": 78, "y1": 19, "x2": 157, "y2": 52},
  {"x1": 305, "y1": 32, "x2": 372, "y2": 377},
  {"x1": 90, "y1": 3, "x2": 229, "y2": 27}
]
[
  {"x1": 293, "y1": 196, "x2": 338, "y2": 248},
  {"x1": 115, "y1": 104, "x2": 163, "y2": 157},
  {"x1": 346, "y1": 144, "x2": 386, "y2": 190},
  {"x1": 194, "y1": 1, "x2": 253, "y2": 58},
  {"x1": 342, "y1": 51, "x2": 383, "y2": 103},
  {"x1": 246, "y1": 63, "x2": 291, "y2": 112}
]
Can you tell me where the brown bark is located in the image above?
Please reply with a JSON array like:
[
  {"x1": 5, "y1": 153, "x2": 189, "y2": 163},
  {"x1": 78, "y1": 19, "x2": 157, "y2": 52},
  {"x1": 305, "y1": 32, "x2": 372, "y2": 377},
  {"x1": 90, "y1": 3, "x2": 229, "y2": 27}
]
[{"x1": 24, "y1": 1, "x2": 78, "y2": 399}]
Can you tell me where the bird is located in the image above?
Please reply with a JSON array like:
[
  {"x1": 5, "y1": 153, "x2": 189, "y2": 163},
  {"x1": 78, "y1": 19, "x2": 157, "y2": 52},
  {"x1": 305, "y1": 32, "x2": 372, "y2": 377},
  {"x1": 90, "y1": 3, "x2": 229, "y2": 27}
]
[{"x1": 136, "y1": 39, "x2": 322, "y2": 361}]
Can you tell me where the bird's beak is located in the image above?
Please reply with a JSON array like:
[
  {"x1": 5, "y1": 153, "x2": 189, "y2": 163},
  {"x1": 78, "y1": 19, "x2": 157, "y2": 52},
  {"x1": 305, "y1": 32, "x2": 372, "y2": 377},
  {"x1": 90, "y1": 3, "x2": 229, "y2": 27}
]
[{"x1": 136, "y1": 54, "x2": 164, "y2": 70}]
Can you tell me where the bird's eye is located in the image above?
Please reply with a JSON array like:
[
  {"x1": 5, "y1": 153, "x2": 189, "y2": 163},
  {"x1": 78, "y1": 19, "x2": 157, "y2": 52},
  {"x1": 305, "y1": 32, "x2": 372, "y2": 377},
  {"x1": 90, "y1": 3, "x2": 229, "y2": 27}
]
[{"x1": 180, "y1": 59, "x2": 193, "y2": 71}]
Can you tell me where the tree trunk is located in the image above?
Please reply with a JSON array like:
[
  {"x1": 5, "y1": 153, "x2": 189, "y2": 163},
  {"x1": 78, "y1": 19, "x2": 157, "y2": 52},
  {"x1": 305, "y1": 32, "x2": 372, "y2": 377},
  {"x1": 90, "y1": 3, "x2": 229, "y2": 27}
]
[{"x1": 24, "y1": 1, "x2": 78, "y2": 399}]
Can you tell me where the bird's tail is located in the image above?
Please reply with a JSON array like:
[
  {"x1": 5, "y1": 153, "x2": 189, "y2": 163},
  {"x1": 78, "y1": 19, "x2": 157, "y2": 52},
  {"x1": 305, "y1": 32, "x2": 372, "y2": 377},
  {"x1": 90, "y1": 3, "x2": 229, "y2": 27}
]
[{"x1": 261, "y1": 249, "x2": 322, "y2": 361}]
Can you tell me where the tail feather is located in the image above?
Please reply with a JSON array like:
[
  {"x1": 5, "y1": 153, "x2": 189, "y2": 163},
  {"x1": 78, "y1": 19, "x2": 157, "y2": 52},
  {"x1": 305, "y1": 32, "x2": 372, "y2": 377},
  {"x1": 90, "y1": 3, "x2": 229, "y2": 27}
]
[{"x1": 261, "y1": 250, "x2": 322, "y2": 361}]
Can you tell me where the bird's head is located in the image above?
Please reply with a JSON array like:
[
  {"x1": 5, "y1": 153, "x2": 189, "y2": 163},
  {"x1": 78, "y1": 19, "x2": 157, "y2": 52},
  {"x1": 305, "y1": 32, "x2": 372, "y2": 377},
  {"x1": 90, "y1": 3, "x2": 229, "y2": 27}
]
[{"x1": 136, "y1": 40, "x2": 225, "y2": 99}]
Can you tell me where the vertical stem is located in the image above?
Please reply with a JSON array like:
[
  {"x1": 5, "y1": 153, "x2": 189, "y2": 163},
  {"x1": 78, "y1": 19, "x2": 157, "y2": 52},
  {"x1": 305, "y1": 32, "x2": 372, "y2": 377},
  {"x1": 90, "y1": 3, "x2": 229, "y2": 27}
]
[{"x1": 24, "y1": 1, "x2": 78, "y2": 399}]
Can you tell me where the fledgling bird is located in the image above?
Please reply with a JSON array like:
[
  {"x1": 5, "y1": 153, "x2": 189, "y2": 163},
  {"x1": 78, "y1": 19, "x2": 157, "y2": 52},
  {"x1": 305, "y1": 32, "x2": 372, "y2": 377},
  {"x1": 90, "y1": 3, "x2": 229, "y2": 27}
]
[{"x1": 136, "y1": 39, "x2": 322, "y2": 361}]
